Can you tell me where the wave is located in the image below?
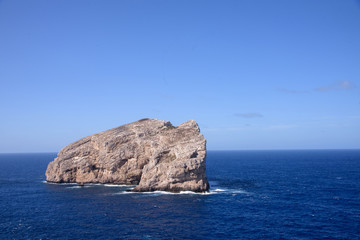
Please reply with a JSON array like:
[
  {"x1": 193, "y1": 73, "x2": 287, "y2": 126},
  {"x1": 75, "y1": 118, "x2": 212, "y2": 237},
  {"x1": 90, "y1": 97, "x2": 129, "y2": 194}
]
[
  {"x1": 42, "y1": 181, "x2": 77, "y2": 185},
  {"x1": 113, "y1": 188, "x2": 249, "y2": 196},
  {"x1": 113, "y1": 190, "x2": 214, "y2": 196},
  {"x1": 210, "y1": 188, "x2": 249, "y2": 195},
  {"x1": 212, "y1": 188, "x2": 226, "y2": 192},
  {"x1": 104, "y1": 184, "x2": 136, "y2": 188},
  {"x1": 42, "y1": 181, "x2": 134, "y2": 188},
  {"x1": 65, "y1": 186, "x2": 91, "y2": 189},
  {"x1": 42, "y1": 181, "x2": 249, "y2": 195}
]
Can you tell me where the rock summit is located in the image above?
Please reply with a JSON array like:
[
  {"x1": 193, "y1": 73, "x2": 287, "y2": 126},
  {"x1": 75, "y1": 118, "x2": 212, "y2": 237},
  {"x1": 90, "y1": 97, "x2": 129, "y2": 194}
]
[{"x1": 45, "y1": 119, "x2": 209, "y2": 192}]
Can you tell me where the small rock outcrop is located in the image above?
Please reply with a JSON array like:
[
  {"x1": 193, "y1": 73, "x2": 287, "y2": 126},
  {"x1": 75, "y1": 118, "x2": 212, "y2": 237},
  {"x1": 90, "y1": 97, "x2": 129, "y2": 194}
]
[{"x1": 45, "y1": 119, "x2": 209, "y2": 192}]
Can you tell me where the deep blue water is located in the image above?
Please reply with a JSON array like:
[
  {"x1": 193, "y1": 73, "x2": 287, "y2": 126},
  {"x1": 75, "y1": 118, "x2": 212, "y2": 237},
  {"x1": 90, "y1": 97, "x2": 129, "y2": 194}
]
[{"x1": 1, "y1": 150, "x2": 360, "y2": 239}]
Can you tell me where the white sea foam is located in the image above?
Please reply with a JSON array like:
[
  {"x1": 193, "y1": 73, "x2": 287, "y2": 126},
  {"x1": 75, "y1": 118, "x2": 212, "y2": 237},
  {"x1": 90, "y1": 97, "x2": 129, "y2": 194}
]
[
  {"x1": 113, "y1": 190, "x2": 215, "y2": 196},
  {"x1": 65, "y1": 186, "x2": 91, "y2": 189},
  {"x1": 43, "y1": 181, "x2": 135, "y2": 188},
  {"x1": 104, "y1": 184, "x2": 135, "y2": 188},
  {"x1": 42, "y1": 181, "x2": 77, "y2": 185},
  {"x1": 112, "y1": 188, "x2": 250, "y2": 196},
  {"x1": 212, "y1": 188, "x2": 226, "y2": 192},
  {"x1": 179, "y1": 191, "x2": 213, "y2": 195},
  {"x1": 114, "y1": 188, "x2": 250, "y2": 196},
  {"x1": 66, "y1": 186, "x2": 81, "y2": 189},
  {"x1": 112, "y1": 187, "x2": 250, "y2": 196},
  {"x1": 231, "y1": 189, "x2": 248, "y2": 194},
  {"x1": 208, "y1": 188, "x2": 250, "y2": 195},
  {"x1": 43, "y1": 180, "x2": 248, "y2": 196}
]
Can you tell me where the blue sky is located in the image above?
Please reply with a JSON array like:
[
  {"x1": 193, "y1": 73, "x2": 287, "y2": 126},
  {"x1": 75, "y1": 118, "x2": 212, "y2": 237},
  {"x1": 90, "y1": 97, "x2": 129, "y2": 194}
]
[{"x1": 1, "y1": 0, "x2": 359, "y2": 152}]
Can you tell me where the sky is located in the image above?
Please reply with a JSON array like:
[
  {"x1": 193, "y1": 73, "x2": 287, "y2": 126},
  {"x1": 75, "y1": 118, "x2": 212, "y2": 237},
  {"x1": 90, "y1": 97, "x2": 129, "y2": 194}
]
[{"x1": 0, "y1": 0, "x2": 360, "y2": 152}]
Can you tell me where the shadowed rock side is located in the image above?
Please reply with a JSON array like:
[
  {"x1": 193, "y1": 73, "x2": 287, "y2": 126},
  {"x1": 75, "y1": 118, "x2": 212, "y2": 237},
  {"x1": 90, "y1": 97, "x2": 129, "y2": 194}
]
[{"x1": 45, "y1": 119, "x2": 209, "y2": 192}]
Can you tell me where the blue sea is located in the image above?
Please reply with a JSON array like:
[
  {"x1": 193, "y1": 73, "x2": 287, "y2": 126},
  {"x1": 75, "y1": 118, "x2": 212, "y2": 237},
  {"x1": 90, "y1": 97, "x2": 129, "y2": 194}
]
[{"x1": 1, "y1": 150, "x2": 360, "y2": 239}]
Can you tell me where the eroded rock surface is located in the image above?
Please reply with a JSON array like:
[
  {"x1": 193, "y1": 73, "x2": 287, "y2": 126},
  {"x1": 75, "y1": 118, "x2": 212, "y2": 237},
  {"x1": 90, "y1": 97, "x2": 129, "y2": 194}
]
[{"x1": 45, "y1": 119, "x2": 209, "y2": 192}]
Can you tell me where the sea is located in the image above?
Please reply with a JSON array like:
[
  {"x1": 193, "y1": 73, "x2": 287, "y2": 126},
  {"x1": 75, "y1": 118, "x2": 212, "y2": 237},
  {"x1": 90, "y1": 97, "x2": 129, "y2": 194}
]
[{"x1": 0, "y1": 150, "x2": 359, "y2": 240}]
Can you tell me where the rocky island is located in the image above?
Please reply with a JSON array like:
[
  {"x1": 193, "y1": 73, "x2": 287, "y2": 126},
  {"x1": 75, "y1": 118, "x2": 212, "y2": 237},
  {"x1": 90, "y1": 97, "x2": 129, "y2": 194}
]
[{"x1": 45, "y1": 119, "x2": 209, "y2": 193}]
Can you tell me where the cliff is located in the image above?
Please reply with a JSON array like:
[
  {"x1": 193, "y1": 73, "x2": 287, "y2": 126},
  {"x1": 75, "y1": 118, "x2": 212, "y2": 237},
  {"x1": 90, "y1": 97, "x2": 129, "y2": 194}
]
[{"x1": 45, "y1": 119, "x2": 209, "y2": 192}]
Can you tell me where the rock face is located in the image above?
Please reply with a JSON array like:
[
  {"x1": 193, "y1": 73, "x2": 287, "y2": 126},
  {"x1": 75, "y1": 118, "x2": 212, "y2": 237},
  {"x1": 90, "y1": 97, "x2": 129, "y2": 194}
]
[{"x1": 45, "y1": 119, "x2": 209, "y2": 192}]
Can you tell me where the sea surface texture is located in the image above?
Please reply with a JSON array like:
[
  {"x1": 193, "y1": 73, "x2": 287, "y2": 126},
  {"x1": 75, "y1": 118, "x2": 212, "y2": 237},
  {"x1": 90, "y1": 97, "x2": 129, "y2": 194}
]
[{"x1": 1, "y1": 150, "x2": 359, "y2": 239}]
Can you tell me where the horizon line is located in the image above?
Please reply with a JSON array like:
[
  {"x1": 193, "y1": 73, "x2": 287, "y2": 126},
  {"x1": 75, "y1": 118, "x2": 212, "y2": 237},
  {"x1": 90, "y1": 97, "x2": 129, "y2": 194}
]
[{"x1": 1, "y1": 148, "x2": 360, "y2": 154}]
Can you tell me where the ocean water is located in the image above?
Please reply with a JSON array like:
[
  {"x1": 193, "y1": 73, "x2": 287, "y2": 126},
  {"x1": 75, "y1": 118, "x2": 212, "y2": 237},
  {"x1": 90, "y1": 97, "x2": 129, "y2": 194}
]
[{"x1": 1, "y1": 150, "x2": 359, "y2": 239}]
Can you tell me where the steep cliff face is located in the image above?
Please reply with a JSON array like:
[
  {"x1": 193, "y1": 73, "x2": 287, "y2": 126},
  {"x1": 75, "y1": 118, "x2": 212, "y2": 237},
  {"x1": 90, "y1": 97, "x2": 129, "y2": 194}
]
[{"x1": 45, "y1": 119, "x2": 209, "y2": 192}]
